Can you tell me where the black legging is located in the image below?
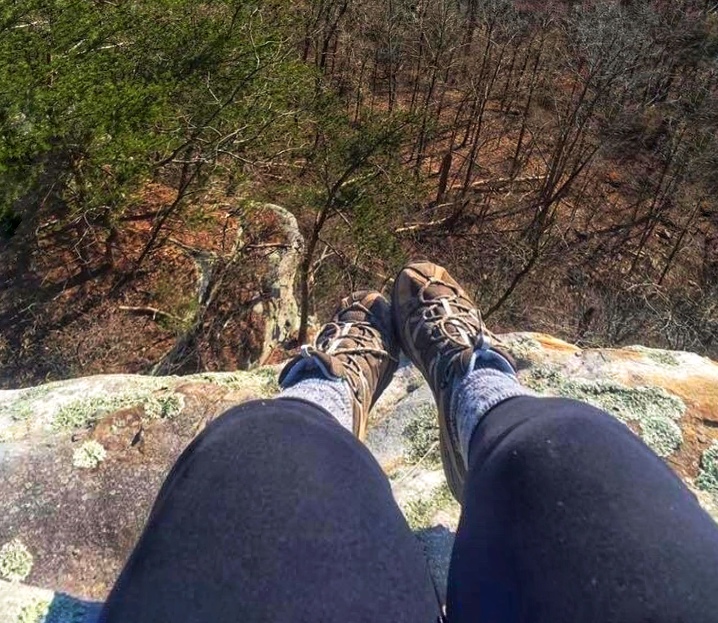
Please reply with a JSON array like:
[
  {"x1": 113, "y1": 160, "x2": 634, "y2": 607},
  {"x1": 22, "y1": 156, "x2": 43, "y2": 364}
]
[{"x1": 100, "y1": 396, "x2": 718, "y2": 622}]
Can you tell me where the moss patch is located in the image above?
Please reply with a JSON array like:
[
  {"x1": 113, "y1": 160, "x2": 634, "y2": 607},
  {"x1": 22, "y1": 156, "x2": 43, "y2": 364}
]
[
  {"x1": 502, "y1": 335, "x2": 543, "y2": 362},
  {"x1": 697, "y1": 442, "x2": 718, "y2": 494},
  {"x1": 640, "y1": 417, "x2": 683, "y2": 458},
  {"x1": 143, "y1": 393, "x2": 185, "y2": 419},
  {"x1": 52, "y1": 387, "x2": 185, "y2": 432},
  {"x1": 626, "y1": 345, "x2": 680, "y2": 366},
  {"x1": 193, "y1": 372, "x2": 245, "y2": 386},
  {"x1": 248, "y1": 367, "x2": 280, "y2": 394},
  {"x1": 645, "y1": 351, "x2": 680, "y2": 367},
  {"x1": 191, "y1": 368, "x2": 279, "y2": 395},
  {"x1": 403, "y1": 405, "x2": 441, "y2": 467},
  {"x1": 4, "y1": 368, "x2": 279, "y2": 435},
  {"x1": 17, "y1": 598, "x2": 51, "y2": 623},
  {"x1": 53, "y1": 393, "x2": 147, "y2": 431},
  {"x1": 525, "y1": 366, "x2": 685, "y2": 421},
  {"x1": 525, "y1": 365, "x2": 685, "y2": 457},
  {"x1": 0, "y1": 386, "x2": 52, "y2": 422},
  {"x1": 7, "y1": 403, "x2": 34, "y2": 423},
  {"x1": 0, "y1": 539, "x2": 33, "y2": 582},
  {"x1": 403, "y1": 484, "x2": 456, "y2": 530}
]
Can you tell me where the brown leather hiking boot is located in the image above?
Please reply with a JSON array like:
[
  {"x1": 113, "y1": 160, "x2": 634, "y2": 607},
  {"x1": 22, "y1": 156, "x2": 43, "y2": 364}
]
[
  {"x1": 392, "y1": 261, "x2": 515, "y2": 502},
  {"x1": 279, "y1": 291, "x2": 399, "y2": 440}
]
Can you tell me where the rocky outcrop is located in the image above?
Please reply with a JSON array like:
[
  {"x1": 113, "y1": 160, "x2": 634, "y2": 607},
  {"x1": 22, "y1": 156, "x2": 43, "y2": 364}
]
[
  {"x1": 152, "y1": 202, "x2": 303, "y2": 374},
  {"x1": 249, "y1": 203, "x2": 304, "y2": 365},
  {"x1": 2, "y1": 334, "x2": 718, "y2": 622}
]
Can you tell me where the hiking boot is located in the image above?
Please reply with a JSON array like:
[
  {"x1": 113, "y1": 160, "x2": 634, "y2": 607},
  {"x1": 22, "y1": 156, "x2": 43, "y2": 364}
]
[
  {"x1": 392, "y1": 261, "x2": 515, "y2": 502},
  {"x1": 279, "y1": 291, "x2": 399, "y2": 440}
]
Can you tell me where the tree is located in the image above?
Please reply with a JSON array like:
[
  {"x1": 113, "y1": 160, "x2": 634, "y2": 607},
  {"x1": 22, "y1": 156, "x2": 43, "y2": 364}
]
[
  {"x1": 291, "y1": 101, "x2": 416, "y2": 342},
  {"x1": 0, "y1": 0, "x2": 309, "y2": 275}
]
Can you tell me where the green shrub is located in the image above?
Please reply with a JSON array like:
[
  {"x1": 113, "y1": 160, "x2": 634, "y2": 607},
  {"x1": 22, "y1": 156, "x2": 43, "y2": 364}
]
[{"x1": 0, "y1": 0, "x2": 308, "y2": 230}]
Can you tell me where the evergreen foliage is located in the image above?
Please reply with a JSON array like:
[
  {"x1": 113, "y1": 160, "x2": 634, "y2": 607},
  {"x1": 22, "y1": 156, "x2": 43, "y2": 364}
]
[{"x1": 0, "y1": 0, "x2": 309, "y2": 229}]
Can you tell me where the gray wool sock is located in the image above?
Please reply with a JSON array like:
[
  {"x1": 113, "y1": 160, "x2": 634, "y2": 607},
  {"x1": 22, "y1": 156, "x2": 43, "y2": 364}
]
[
  {"x1": 280, "y1": 374, "x2": 354, "y2": 433},
  {"x1": 451, "y1": 349, "x2": 535, "y2": 466}
]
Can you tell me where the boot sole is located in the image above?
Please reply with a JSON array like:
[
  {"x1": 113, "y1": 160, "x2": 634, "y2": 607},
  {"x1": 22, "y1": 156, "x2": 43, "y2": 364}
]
[
  {"x1": 359, "y1": 357, "x2": 399, "y2": 440},
  {"x1": 436, "y1": 391, "x2": 466, "y2": 504}
]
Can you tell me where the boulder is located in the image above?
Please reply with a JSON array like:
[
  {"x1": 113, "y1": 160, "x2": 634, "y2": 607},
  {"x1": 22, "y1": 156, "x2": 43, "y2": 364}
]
[{"x1": 1, "y1": 334, "x2": 717, "y2": 622}]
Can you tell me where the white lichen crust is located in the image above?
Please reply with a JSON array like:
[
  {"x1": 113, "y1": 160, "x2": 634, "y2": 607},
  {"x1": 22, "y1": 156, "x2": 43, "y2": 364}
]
[
  {"x1": 524, "y1": 365, "x2": 685, "y2": 457},
  {"x1": 697, "y1": 442, "x2": 718, "y2": 494},
  {"x1": 0, "y1": 368, "x2": 281, "y2": 443},
  {"x1": 17, "y1": 597, "x2": 50, "y2": 623},
  {"x1": 0, "y1": 539, "x2": 33, "y2": 583},
  {"x1": 72, "y1": 441, "x2": 107, "y2": 470}
]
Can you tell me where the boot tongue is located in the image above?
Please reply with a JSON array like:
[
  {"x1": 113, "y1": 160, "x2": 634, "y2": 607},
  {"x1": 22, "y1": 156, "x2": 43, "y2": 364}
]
[
  {"x1": 455, "y1": 348, "x2": 476, "y2": 376},
  {"x1": 338, "y1": 308, "x2": 366, "y2": 324},
  {"x1": 463, "y1": 344, "x2": 518, "y2": 376},
  {"x1": 423, "y1": 282, "x2": 455, "y2": 300},
  {"x1": 278, "y1": 348, "x2": 346, "y2": 387},
  {"x1": 309, "y1": 350, "x2": 346, "y2": 379},
  {"x1": 452, "y1": 330, "x2": 517, "y2": 378}
]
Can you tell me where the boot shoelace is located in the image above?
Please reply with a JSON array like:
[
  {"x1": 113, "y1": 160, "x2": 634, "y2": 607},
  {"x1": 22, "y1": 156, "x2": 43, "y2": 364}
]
[
  {"x1": 313, "y1": 303, "x2": 394, "y2": 408},
  {"x1": 411, "y1": 277, "x2": 489, "y2": 390}
]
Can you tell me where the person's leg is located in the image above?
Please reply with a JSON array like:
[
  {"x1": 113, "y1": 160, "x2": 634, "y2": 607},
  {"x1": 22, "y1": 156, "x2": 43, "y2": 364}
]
[
  {"x1": 101, "y1": 398, "x2": 439, "y2": 622},
  {"x1": 392, "y1": 260, "x2": 718, "y2": 623},
  {"x1": 448, "y1": 396, "x2": 718, "y2": 623},
  {"x1": 101, "y1": 290, "x2": 440, "y2": 623}
]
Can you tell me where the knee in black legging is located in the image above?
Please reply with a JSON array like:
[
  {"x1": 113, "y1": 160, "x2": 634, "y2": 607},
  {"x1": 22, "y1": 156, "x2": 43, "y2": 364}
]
[{"x1": 467, "y1": 397, "x2": 657, "y2": 491}]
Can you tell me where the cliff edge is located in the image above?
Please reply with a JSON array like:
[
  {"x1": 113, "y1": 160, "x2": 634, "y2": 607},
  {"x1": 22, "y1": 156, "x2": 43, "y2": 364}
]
[{"x1": 2, "y1": 333, "x2": 718, "y2": 622}]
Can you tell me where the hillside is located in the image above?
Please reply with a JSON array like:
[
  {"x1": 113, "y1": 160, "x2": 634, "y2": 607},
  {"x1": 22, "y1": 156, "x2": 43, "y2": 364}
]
[{"x1": 1, "y1": 0, "x2": 717, "y2": 387}]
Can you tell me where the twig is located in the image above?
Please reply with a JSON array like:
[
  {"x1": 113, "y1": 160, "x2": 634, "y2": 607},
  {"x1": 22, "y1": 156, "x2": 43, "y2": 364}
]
[
  {"x1": 395, "y1": 216, "x2": 454, "y2": 233},
  {"x1": 119, "y1": 306, "x2": 183, "y2": 323},
  {"x1": 394, "y1": 441, "x2": 440, "y2": 486},
  {"x1": 246, "y1": 242, "x2": 290, "y2": 250}
]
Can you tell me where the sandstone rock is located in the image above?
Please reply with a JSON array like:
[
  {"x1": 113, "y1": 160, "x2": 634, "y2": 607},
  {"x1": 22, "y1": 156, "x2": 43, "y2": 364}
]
[{"x1": 1, "y1": 334, "x2": 717, "y2": 621}]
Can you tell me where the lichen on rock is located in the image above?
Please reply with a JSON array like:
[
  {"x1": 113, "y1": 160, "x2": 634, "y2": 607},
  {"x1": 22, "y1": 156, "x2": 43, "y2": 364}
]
[
  {"x1": 54, "y1": 393, "x2": 150, "y2": 432},
  {"x1": 625, "y1": 345, "x2": 680, "y2": 367},
  {"x1": 1, "y1": 333, "x2": 717, "y2": 612},
  {"x1": 72, "y1": 441, "x2": 107, "y2": 470},
  {"x1": 53, "y1": 386, "x2": 188, "y2": 432},
  {"x1": 246, "y1": 367, "x2": 281, "y2": 394},
  {"x1": 640, "y1": 416, "x2": 683, "y2": 458},
  {"x1": 501, "y1": 334, "x2": 543, "y2": 363},
  {"x1": 524, "y1": 365, "x2": 685, "y2": 457},
  {"x1": 0, "y1": 386, "x2": 51, "y2": 423},
  {"x1": 192, "y1": 367, "x2": 279, "y2": 395},
  {"x1": 0, "y1": 539, "x2": 33, "y2": 583},
  {"x1": 403, "y1": 405, "x2": 441, "y2": 467},
  {"x1": 697, "y1": 442, "x2": 718, "y2": 495},
  {"x1": 403, "y1": 483, "x2": 456, "y2": 530},
  {"x1": 143, "y1": 392, "x2": 185, "y2": 420},
  {"x1": 525, "y1": 365, "x2": 685, "y2": 420},
  {"x1": 16, "y1": 597, "x2": 50, "y2": 623}
]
